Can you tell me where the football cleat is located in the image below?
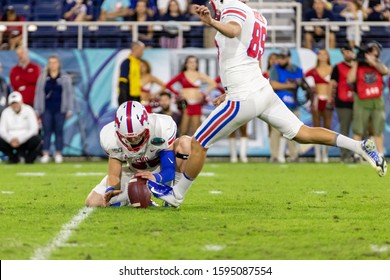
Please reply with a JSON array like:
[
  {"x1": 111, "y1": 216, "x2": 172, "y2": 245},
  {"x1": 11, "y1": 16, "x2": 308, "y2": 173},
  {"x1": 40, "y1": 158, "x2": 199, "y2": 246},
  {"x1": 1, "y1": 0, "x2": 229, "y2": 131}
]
[
  {"x1": 360, "y1": 139, "x2": 387, "y2": 177},
  {"x1": 147, "y1": 181, "x2": 183, "y2": 208}
]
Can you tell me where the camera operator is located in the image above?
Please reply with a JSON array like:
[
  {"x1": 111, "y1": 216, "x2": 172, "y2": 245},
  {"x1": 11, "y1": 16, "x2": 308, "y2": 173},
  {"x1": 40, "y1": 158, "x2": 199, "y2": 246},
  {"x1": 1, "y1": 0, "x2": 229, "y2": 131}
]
[
  {"x1": 269, "y1": 48, "x2": 304, "y2": 163},
  {"x1": 347, "y1": 41, "x2": 388, "y2": 157}
]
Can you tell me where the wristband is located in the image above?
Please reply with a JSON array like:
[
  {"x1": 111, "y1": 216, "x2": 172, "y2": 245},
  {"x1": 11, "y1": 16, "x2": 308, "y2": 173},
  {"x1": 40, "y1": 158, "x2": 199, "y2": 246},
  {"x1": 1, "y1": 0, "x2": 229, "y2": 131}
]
[{"x1": 105, "y1": 186, "x2": 116, "y2": 193}]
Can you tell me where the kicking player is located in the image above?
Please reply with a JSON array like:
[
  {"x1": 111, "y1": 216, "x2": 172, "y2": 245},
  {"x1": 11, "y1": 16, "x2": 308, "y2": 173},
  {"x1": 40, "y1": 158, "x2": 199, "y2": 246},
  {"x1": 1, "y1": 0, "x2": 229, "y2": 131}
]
[
  {"x1": 148, "y1": 0, "x2": 387, "y2": 208},
  {"x1": 85, "y1": 101, "x2": 190, "y2": 207}
]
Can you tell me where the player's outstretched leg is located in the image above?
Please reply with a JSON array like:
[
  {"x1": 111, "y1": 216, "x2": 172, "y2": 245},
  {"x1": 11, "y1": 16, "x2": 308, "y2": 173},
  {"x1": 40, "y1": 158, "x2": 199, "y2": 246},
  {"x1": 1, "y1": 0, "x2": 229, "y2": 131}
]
[{"x1": 360, "y1": 139, "x2": 387, "y2": 177}]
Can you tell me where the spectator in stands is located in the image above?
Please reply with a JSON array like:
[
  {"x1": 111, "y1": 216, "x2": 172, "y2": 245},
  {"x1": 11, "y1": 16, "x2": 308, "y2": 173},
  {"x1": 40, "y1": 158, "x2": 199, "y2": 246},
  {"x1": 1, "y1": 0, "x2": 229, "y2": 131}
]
[
  {"x1": 186, "y1": 4, "x2": 204, "y2": 48},
  {"x1": 263, "y1": 52, "x2": 279, "y2": 79},
  {"x1": 365, "y1": 0, "x2": 390, "y2": 21},
  {"x1": 140, "y1": 58, "x2": 166, "y2": 113},
  {"x1": 63, "y1": 0, "x2": 93, "y2": 22},
  {"x1": 156, "y1": 91, "x2": 181, "y2": 133},
  {"x1": 304, "y1": 0, "x2": 336, "y2": 49},
  {"x1": 0, "y1": 63, "x2": 10, "y2": 116},
  {"x1": 0, "y1": 91, "x2": 41, "y2": 164},
  {"x1": 118, "y1": 41, "x2": 145, "y2": 105},
  {"x1": 128, "y1": 0, "x2": 158, "y2": 19},
  {"x1": 340, "y1": 0, "x2": 366, "y2": 48},
  {"x1": 305, "y1": 49, "x2": 333, "y2": 163},
  {"x1": 347, "y1": 41, "x2": 388, "y2": 158},
  {"x1": 10, "y1": 47, "x2": 41, "y2": 108},
  {"x1": 166, "y1": 55, "x2": 216, "y2": 136},
  {"x1": 159, "y1": 0, "x2": 187, "y2": 48},
  {"x1": 34, "y1": 55, "x2": 75, "y2": 164},
  {"x1": 269, "y1": 49, "x2": 304, "y2": 163},
  {"x1": 297, "y1": 0, "x2": 333, "y2": 15},
  {"x1": 332, "y1": 0, "x2": 348, "y2": 18},
  {"x1": 98, "y1": 0, "x2": 130, "y2": 21},
  {"x1": 129, "y1": 0, "x2": 155, "y2": 47},
  {"x1": 0, "y1": 6, "x2": 25, "y2": 50},
  {"x1": 157, "y1": 0, "x2": 188, "y2": 15},
  {"x1": 329, "y1": 46, "x2": 355, "y2": 163}
]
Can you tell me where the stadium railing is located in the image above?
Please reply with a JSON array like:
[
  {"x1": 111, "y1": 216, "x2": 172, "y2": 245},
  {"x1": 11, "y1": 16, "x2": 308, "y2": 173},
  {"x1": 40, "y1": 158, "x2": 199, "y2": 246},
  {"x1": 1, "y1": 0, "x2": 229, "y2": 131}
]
[{"x1": 0, "y1": 2, "x2": 388, "y2": 49}]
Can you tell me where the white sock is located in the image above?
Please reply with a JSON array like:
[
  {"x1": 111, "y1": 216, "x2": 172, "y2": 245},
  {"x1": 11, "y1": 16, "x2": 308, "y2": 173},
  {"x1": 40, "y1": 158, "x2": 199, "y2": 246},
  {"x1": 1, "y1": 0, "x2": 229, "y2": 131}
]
[
  {"x1": 335, "y1": 134, "x2": 361, "y2": 155},
  {"x1": 174, "y1": 172, "x2": 194, "y2": 200}
]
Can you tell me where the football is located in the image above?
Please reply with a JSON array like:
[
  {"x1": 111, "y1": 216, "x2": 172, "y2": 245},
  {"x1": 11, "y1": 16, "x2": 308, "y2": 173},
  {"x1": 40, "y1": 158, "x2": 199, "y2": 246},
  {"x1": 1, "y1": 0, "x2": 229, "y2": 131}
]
[{"x1": 127, "y1": 177, "x2": 151, "y2": 208}]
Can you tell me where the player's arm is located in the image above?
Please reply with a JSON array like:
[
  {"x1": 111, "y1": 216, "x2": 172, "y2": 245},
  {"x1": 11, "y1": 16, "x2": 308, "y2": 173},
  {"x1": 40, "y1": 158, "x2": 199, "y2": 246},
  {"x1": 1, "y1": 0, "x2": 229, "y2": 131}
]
[
  {"x1": 194, "y1": 5, "x2": 242, "y2": 38},
  {"x1": 103, "y1": 157, "x2": 123, "y2": 206}
]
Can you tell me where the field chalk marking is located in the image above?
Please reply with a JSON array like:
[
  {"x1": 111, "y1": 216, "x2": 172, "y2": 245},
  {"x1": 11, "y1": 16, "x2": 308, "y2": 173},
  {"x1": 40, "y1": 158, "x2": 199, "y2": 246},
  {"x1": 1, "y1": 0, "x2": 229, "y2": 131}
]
[
  {"x1": 199, "y1": 172, "x2": 215, "y2": 177},
  {"x1": 1, "y1": 191, "x2": 14, "y2": 194},
  {"x1": 16, "y1": 172, "x2": 46, "y2": 176},
  {"x1": 209, "y1": 190, "x2": 223, "y2": 195},
  {"x1": 31, "y1": 207, "x2": 95, "y2": 260},
  {"x1": 74, "y1": 172, "x2": 105, "y2": 176},
  {"x1": 370, "y1": 245, "x2": 390, "y2": 253},
  {"x1": 312, "y1": 191, "x2": 327, "y2": 195},
  {"x1": 204, "y1": 244, "x2": 225, "y2": 251}
]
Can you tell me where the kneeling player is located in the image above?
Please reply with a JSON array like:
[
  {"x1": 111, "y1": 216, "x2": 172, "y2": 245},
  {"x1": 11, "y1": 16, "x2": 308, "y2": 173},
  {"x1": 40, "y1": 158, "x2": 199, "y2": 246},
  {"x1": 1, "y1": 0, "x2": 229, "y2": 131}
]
[{"x1": 85, "y1": 101, "x2": 190, "y2": 207}]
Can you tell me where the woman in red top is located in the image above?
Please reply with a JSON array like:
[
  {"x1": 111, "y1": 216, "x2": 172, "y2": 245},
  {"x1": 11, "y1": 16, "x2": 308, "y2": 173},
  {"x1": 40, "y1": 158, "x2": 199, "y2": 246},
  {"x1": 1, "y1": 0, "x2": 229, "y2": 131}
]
[
  {"x1": 140, "y1": 59, "x2": 166, "y2": 113},
  {"x1": 305, "y1": 49, "x2": 333, "y2": 163},
  {"x1": 166, "y1": 55, "x2": 216, "y2": 136}
]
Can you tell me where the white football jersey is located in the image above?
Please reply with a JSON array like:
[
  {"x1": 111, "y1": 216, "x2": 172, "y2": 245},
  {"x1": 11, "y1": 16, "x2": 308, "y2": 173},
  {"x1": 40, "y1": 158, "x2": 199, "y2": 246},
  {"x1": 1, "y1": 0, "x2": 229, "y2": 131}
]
[
  {"x1": 215, "y1": 0, "x2": 269, "y2": 100},
  {"x1": 100, "y1": 113, "x2": 177, "y2": 172}
]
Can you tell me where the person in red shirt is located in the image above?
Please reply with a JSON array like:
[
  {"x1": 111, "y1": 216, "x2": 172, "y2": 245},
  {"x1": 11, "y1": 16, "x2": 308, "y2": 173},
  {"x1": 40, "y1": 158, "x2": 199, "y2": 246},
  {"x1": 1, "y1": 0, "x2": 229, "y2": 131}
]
[
  {"x1": 305, "y1": 49, "x2": 333, "y2": 163},
  {"x1": 10, "y1": 46, "x2": 41, "y2": 107},
  {"x1": 166, "y1": 55, "x2": 216, "y2": 136}
]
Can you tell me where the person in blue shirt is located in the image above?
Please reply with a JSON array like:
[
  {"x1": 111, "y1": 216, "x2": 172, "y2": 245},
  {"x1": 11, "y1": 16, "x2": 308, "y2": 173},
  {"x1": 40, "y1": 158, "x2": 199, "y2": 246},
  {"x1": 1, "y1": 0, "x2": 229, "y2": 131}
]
[
  {"x1": 99, "y1": 0, "x2": 130, "y2": 21},
  {"x1": 269, "y1": 49, "x2": 304, "y2": 163},
  {"x1": 304, "y1": 0, "x2": 336, "y2": 49}
]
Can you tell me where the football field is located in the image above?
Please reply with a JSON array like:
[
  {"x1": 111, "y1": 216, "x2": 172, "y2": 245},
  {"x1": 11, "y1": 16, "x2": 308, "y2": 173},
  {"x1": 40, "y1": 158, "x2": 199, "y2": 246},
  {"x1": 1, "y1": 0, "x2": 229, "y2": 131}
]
[{"x1": 0, "y1": 160, "x2": 389, "y2": 260}]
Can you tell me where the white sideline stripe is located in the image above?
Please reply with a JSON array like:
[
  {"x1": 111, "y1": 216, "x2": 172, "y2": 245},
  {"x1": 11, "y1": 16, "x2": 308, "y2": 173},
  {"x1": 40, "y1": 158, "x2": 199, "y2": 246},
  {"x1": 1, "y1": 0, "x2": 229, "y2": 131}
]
[
  {"x1": 74, "y1": 172, "x2": 105, "y2": 176},
  {"x1": 31, "y1": 207, "x2": 95, "y2": 260},
  {"x1": 1, "y1": 191, "x2": 14, "y2": 194},
  {"x1": 199, "y1": 172, "x2": 215, "y2": 177},
  {"x1": 16, "y1": 172, "x2": 46, "y2": 176},
  {"x1": 204, "y1": 244, "x2": 225, "y2": 251}
]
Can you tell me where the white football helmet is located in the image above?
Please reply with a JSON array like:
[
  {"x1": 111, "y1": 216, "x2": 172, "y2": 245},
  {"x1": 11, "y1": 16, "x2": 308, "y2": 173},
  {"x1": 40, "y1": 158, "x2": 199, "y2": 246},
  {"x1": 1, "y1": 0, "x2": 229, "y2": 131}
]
[{"x1": 115, "y1": 101, "x2": 150, "y2": 156}]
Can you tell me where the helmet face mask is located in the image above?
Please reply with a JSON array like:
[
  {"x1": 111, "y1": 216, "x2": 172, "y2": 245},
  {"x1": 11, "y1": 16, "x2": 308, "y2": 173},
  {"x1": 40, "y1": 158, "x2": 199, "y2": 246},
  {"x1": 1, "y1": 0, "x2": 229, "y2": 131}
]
[{"x1": 115, "y1": 101, "x2": 150, "y2": 156}]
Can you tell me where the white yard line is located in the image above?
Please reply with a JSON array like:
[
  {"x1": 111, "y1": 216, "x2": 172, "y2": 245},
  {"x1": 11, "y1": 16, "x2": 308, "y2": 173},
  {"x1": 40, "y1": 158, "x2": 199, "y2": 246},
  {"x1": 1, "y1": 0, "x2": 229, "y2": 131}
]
[
  {"x1": 30, "y1": 207, "x2": 95, "y2": 260},
  {"x1": 16, "y1": 172, "x2": 46, "y2": 176}
]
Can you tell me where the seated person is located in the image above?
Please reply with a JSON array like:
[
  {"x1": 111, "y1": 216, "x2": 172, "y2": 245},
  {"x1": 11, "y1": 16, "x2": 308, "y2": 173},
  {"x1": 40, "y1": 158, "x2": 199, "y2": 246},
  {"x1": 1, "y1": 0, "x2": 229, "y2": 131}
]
[
  {"x1": 129, "y1": 0, "x2": 155, "y2": 46},
  {"x1": 304, "y1": 0, "x2": 336, "y2": 49},
  {"x1": 0, "y1": 6, "x2": 25, "y2": 50},
  {"x1": 0, "y1": 92, "x2": 41, "y2": 164},
  {"x1": 98, "y1": 0, "x2": 130, "y2": 21},
  {"x1": 63, "y1": 0, "x2": 93, "y2": 21}
]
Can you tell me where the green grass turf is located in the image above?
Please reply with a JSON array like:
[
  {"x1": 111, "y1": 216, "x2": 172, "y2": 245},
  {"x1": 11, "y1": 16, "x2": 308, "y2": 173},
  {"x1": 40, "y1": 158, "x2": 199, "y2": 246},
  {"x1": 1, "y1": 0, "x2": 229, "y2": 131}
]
[{"x1": 0, "y1": 161, "x2": 389, "y2": 260}]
